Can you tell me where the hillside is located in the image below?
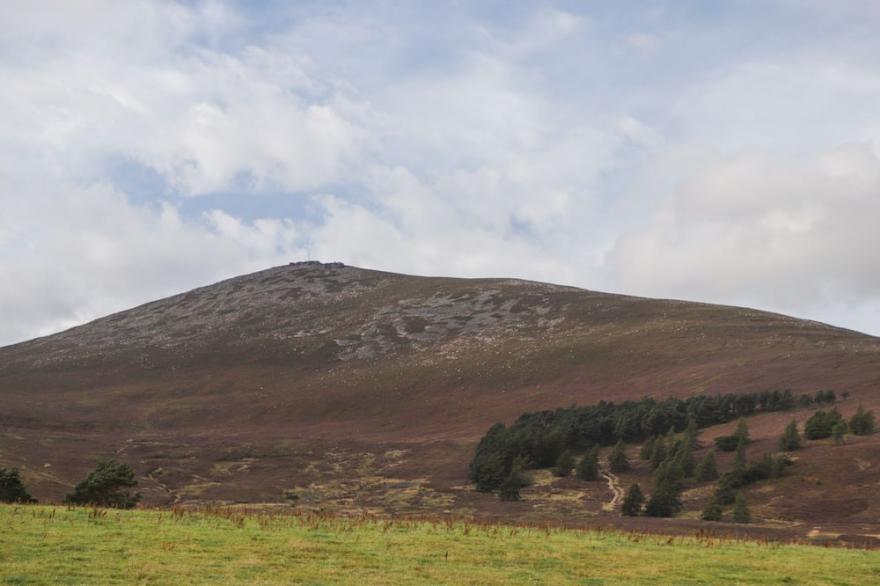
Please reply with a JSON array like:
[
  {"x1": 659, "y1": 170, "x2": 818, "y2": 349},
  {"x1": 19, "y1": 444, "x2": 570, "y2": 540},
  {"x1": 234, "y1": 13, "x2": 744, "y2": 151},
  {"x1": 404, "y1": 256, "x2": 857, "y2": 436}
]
[{"x1": 2, "y1": 261, "x2": 880, "y2": 538}]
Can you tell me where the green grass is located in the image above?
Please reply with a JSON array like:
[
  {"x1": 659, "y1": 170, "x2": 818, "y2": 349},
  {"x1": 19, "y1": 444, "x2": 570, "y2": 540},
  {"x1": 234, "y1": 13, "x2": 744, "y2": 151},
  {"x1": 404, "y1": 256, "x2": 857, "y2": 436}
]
[{"x1": 1, "y1": 505, "x2": 878, "y2": 585}]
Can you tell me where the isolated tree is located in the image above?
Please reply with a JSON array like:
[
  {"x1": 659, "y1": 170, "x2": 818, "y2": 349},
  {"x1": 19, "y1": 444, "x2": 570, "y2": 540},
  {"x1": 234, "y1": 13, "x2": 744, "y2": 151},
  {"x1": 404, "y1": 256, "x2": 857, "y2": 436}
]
[
  {"x1": 779, "y1": 419, "x2": 801, "y2": 451},
  {"x1": 644, "y1": 478, "x2": 682, "y2": 518},
  {"x1": 732, "y1": 492, "x2": 750, "y2": 523},
  {"x1": 64, "y1": 460, "x2": 141, "y2": 509},
  {"x1": 695, "y1": 450, "x2": 719, "y2": 482},
  {"x1": 576, "y1": 446, "x2": 600, "y2": 481},
  {"x1": 498, "y1": 462, "x2": 523, "y2": 501},
  {"x1": 609, "y1": 440, "x2": 630, "y2": 473},
  {"x1": 701, "y1": 496, "x2": 723, "y2": 522},
  {"x1": 832, "y1": 421, "x2": 848, "y2": 445},
  {"x1": 639, "y1": 436, "x2": 656, "y2": 461},
  {"x1": 621, "y1": 483, "x2": 644, "y2": 517},
  {"x1": 553, "y1": 450, "x2": 575, "y2": 477},
  {"x1": 0, "y1": 468, "x2": 34, "y2": 503},
  {"x1": 849, "y1": 405, "x2": 876, "y2": 436}
]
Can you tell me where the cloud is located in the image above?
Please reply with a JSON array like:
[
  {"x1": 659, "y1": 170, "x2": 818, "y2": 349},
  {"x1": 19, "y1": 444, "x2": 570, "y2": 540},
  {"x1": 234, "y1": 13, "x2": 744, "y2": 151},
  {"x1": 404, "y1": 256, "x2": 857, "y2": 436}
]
[
  {"x1": 610, "y1": 143, "x2": 880, "y2": 313},
  {"x1": 4, "y1": 1, "x2": 880, "y2": 346}
]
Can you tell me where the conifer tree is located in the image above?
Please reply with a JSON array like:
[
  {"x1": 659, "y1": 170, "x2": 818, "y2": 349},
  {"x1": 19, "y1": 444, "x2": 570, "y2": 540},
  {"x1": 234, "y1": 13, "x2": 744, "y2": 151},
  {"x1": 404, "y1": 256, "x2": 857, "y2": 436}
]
[
  {"x1": 849, "y1": 405, "x2": 876, "y2": 436},
  {"x1": 675, "y1": 435, "x2": 696, "y2": 478},
  {"x1": 832, "y1": 421, "x2": 847, "y2": 444},
  {"x1": 701, "y1": 495, "x2": 723, "y2": 521},
  {"x1": 639, "y1": 436, "x2": 656, "y2": 461},
  {"x1": 576, "y1": 446, "x2": 600, "y2": 481},
  {"x1": 650, "y1": 436, "x2": 667, "y2": 471},
  {"x1": 779, "y1": 419, "x2": 801, "y2": 451},
  {"x1": 609, "y1": 440, "x2": 630, "y2": 473},
  {"x1": 695, "y1": 449, "x2": 719, "y2": 482},
  {"x1": 64, "y1": 460, "x2": 141, "y2": 509},
  {"x1": 553, "y1": 450, "x2": 575, "y2": 477},
  {"x1": 732, "y1": 491, "x2": 750, "y2": 523},
  {"x1": 733, "y1": 437, "x2": 747, "y2": 475},
  {"x1": 645, "y1": 478, "x2": 682, "y2": 517},
  {"x1": 685, "y1": 417, "x2": 700, "y2": 445},
  {"x1": 735, "y1": 418, "x2": 750, "y2": 444},
  {"x1": 621, "y1": 483, "x2": 644, "y2": 516},
  {"x1": 0, "y1": 468, "x2": 35, "y2": 504},
  {"x1": 498, "y1": 462, "x2": 523, "y2": 501}
]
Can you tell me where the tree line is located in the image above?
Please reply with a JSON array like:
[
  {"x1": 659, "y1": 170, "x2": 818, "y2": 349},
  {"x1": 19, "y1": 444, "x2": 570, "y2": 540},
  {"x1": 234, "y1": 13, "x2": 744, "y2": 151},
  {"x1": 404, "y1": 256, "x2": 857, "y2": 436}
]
[{"x1": 470, "y1": 389, "x2": 821, "y2": 493}]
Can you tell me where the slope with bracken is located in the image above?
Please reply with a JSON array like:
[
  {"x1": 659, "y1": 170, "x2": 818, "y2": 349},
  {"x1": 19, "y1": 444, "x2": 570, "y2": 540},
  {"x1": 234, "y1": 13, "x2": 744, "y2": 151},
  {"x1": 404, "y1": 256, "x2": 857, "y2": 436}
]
[{"x1": 1, "y1": 261, "x2": 879, "y2": 538}]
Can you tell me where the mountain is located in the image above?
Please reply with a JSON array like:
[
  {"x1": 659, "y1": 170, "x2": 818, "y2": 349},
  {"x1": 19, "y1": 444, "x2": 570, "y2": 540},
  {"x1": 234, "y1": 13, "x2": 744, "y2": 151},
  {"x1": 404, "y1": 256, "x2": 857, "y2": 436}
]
[{"x1": 2, "y1": 261, "x2": 879, "y2": 538}]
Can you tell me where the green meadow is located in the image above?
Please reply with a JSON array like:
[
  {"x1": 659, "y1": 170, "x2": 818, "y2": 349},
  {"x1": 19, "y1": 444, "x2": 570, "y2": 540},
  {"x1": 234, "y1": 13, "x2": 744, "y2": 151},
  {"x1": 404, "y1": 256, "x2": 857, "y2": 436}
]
[{"x1": 1, "y1": 505, "x2": 878, "y2": 585}]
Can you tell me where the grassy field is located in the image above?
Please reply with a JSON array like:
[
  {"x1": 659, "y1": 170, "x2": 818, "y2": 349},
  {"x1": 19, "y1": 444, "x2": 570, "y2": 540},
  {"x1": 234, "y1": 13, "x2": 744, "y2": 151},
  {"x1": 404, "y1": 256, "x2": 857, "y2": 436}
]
[{"x1": 1, "y1": 505, "x2": 878, "y2": 585}]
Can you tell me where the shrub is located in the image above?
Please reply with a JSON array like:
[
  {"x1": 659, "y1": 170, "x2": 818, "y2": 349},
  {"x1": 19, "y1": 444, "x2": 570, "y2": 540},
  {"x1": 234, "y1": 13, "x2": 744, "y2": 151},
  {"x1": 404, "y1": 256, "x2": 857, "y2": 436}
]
[
  {"x1": 64, "y1": 460, "x2": 141, "y2": 508},
  {"x1": 714, "y1": 435, "x2": 740, "y2": 452},
  {"x1": 0, "y1": 468, "x2": 35, "y2": 503}
]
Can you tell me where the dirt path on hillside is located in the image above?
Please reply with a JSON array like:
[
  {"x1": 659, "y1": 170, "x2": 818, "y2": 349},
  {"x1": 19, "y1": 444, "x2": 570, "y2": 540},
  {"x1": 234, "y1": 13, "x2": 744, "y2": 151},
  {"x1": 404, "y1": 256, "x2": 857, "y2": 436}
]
[{"x1": 601, "y1": 470, "x2": 624, "y2": 512}]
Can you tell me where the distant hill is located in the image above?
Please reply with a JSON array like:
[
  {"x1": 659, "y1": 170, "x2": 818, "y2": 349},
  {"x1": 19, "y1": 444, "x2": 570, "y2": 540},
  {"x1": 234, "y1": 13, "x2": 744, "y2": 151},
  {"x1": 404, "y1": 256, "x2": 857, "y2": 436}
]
[{"x1": 2, "y1": 261, "x2": 879, "y2": 538}]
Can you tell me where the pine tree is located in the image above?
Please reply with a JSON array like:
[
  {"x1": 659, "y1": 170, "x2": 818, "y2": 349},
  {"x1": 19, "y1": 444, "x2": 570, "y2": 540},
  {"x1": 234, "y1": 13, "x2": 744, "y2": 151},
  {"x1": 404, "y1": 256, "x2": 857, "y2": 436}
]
[
  {"x1": 832, "y1": 421, "x2": 847, "y2": 444},
  {"x1": 733, "y1": 437, "x2": 747, "y2": 475},
  {"x1": 850, "y1": 405, "x2": 876, "y2": 436},
  {"x1": 609, "y1": 440, "x2": 630, "y2": 473},
  {"x1": 650, "y1": 436, "x2": 667, "y2": 471},
  {"x1": 695, "y1": 450, "x2": 719, "y2": 482},
  {"x1": 701, "y1": 496, "x2": 723, "y2": 521},
  {"x1": 621, "y1": 483, "x2": 644, "y2": 516},
  {"x1": 553, "y1": 450, "x2": 575, "y2": 477},
  {"x1": 732, "y1": 491, "x2": 750, "y2": 523},
  {"x1": 639, "y1": 436, "x2": 656, "y2": 461},
  {"x1": 576, "y1": 446, "x2": 600, "y2": 481},
  {"x1": 735, "y1": 418, "x2": 750, "y2": 444},
  {"x1": 645, "y1": 478, "x2": 682, "y2": 518},
  {"x1": 0, "y1": 468, "x2": 35, "y2": 504},
  {"x1": 685, "y1": 417, "x2": 700, "y2": 446},
  {"x1": 498, "y1": 463, "x2": 523, "y2": 501},
  {"x1": 779, "y1": 419, "x2": 801, "y2": 451},
  {"x1": 64, "y1": 460, "x2": 141, "y2": 509},
  {"x1": 675, "y1": 435, "x2": 696, "y2": 478}
]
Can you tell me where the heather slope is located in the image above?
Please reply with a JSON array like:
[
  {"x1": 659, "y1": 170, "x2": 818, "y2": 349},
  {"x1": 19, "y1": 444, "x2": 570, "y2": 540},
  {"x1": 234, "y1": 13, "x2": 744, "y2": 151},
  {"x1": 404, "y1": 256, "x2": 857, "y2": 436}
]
[{"x1": 1, "y1": 262, "x2": 879, "y2": 536}]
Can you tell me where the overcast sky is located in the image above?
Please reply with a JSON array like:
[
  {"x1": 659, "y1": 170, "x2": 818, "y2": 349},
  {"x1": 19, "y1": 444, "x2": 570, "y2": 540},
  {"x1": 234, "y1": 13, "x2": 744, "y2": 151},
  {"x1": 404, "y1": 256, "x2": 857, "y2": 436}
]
[{"x1": 2, "y1": 0, "x2": 880, "y2": 346}]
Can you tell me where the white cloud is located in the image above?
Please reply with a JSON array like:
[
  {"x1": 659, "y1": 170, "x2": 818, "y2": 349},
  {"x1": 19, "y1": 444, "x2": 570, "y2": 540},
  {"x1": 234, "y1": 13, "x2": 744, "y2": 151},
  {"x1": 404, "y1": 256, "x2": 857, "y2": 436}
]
[
  {"x1": 4, "y1": 1, "x2": 880, "y2": 346},
  {"x1": 610, "y1": 143, "x2": 880, "y2": 317}
]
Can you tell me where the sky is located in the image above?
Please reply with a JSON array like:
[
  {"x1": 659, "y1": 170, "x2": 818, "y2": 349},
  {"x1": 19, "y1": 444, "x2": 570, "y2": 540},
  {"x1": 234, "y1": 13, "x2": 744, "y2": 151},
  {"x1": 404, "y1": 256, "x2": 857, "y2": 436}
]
[{"x1": 2, "y1": 0, "x2": 880, "y2": 346}]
